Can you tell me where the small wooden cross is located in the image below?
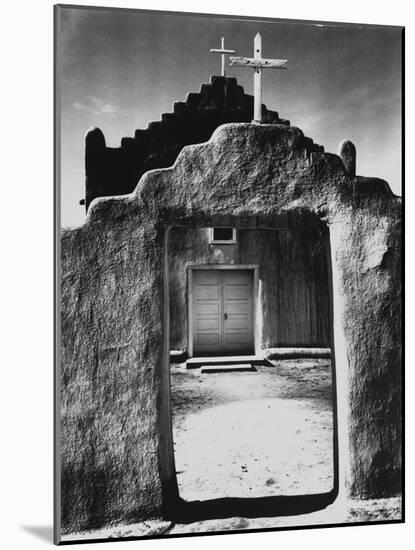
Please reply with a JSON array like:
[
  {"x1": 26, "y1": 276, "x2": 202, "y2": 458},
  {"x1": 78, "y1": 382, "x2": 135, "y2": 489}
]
[
  {"x1": 210, "y1": 37, "x2": 236, "y2": 77},
  {"x1": 230, "y1": 33, "x2": 288, "y2": 123}
]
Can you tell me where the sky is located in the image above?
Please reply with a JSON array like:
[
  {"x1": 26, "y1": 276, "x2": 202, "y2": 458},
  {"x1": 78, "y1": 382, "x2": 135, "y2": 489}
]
[{"x1": 57, "y1": 6, "x2": 403, "y2": 228}]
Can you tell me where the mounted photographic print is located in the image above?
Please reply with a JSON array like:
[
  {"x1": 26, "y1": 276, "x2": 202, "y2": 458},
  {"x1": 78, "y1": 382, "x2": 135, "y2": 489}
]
[{"x1": 54, "y1": 4, "x2": 404, "y2": 544}]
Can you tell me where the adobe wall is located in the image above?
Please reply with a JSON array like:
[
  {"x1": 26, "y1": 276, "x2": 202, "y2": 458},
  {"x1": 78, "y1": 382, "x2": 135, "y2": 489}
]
[
  {"x1": 330, "y1": 197, "x2": 402, "y2": 497},
  {"x1": 84, "y1": 76, "x2": 323, "y2": 210},
  {"x1": 60, "y1": 122, "x2": 401, "y2": 532},
  {"x1": 168, "y1": 226, "x2": 331, "y2": 351}
]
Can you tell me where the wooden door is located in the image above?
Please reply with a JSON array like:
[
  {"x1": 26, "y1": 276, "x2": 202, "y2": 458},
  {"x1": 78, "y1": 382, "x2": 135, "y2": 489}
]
[
  {"x1": 192, "y1": 269, "x2": 254, "y2": 356},
  {"x1": 192, "y1": 270, "x2": 222, "y2": 355},
  {"x1": 222, "y1": 270, "x2": 253, "y2": 354}
]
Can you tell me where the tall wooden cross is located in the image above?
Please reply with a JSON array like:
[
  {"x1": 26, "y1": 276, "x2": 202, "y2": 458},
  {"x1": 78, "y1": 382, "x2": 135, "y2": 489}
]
[
  {"x1": 210, "y1": 37, "x2": 235, "y2": 77},
  {"x1": 230, "y1": 33, "x2": 288, "y2": 123}
]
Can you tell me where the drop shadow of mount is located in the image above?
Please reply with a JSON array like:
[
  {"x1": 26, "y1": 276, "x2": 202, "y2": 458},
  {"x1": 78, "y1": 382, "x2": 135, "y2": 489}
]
[{"x1": 169, "y1": 490, "x2": 338, "y2": 524}]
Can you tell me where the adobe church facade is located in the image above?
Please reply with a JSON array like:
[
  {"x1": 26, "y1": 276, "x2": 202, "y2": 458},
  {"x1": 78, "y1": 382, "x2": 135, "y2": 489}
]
[
  {"x1": 59, "y1": 76, "x2": 402, "y2": 533},
  {"x1": 84, "y1": 77, "x2": 331, "y2": 358}
]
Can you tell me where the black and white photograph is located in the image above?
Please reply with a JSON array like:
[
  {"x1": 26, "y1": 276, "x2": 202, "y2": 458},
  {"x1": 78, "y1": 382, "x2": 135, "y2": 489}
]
[{"x1": 53, "y1": 2, "x2": 403, "y2": 545}]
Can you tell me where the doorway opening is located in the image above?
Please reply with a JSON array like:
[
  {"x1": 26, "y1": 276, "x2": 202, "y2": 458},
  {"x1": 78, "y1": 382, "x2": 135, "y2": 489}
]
[{"x1": 167, "y1": 224, "x2": 337, "y2": 517}]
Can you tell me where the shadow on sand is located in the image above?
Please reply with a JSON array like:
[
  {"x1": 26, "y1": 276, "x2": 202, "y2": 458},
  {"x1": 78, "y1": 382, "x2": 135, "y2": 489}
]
[{"x1": 169, "y1": 490, "x2": 338, "y2": 524}]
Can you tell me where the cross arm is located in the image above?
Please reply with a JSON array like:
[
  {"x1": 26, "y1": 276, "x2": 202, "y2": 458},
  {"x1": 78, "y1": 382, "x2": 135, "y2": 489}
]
[
  {"x1": 210, "y1": 48, "x2": 236, "y2": 54},
  {"x1": 230, "y1": 56, "x2": 288, "y2": 69}
]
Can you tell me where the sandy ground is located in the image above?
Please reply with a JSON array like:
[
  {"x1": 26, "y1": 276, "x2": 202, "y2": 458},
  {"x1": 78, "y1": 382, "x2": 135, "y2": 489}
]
[
  {"x1": 167, "y1": 359, "x2": 402, "y2": 535},
  {"x1": 61, "y1": 359, "x2": 402, "y2": 542},
  {"x1": 171, "y1": 359, "x2": 334, "y2": 502}
]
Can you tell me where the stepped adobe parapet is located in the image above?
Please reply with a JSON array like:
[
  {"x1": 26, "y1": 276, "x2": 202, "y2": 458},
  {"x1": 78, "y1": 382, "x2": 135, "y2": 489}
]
[{"x1": 83, "y1": 76, "x2": 324, "y2": 210}]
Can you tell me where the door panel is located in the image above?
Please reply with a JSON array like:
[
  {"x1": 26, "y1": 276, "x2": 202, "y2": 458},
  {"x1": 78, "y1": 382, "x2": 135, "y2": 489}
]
[
  {"x1": 192, "y1": 269, "x2": 254, "y2": 355},
  {"x1": 196, "y1": 333, "x2": 221, "y2": 347},
  {"x1": 227, "y1": 302, "x2": 249, "y2": 314},
  {"x1": 195, "y1": 286, "x2": 220, "y2": 300},
  {"x1": 226, "y1": 318, "x2": 249, "y2": 330},
  {"x1": 197, "y1": 303, "x2": 220, "y2": 316},
  {"x1": 224, "y1": 286, "x2": 249, "y2": 300},
  {"x1": 196, "y1": 318, "x2": 221, "y2": 331},
  {"x1": 222, "y1": 270, "x2": 253, "y2": 354},
  {"x1": 193, "y1": 270, "x2": 222, "y2": 355}
]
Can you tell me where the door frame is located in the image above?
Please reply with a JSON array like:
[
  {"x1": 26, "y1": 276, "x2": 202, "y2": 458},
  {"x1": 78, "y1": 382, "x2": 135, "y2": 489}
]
[{"x1": 187, "y1": 264, "x2": 259, "y2": 358}]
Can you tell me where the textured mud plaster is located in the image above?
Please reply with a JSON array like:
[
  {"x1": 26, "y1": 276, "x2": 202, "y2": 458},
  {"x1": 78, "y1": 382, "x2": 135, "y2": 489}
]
[
  {"x1": 60, "y1": 123, "x2": 401, "y2": 532},
  {"x1": 61, "y1": 221, "x2": 175, "y2": 532},
  {"x1": 330, "y1": 203, "x2": 402, "y2": 498}
]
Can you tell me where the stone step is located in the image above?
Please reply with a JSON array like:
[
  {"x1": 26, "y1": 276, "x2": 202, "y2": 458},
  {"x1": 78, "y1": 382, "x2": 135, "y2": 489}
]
[
  {"x1": 200, "y1": 364, "x2": 257, "y2": 373},
  {"x1": 186, "y1": 355, "x2": 264, "y2": 369},
  {"x1": 173, "y1": 101, "x2": 188, "y2": 114},
  {"x1": 263, "y1": 347, "x2": 331, "y2": 360},
  {"x1": 185, "y1": 92, "x2": 201, "y2": 108},
  {"x1": 161, "y1": 112, "x2": 178, "y2": 123}
]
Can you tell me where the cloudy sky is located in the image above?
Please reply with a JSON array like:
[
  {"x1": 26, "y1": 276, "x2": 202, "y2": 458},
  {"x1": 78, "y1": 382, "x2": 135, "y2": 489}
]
[{"x1": 57, "y1": 6, "x2": 402, "y2": 228}]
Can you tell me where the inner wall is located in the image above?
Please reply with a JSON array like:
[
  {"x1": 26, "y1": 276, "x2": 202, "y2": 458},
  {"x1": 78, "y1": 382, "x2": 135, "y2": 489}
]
[{"x1": 168, "y1": 226, "x2": 331, "y2": 354}]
